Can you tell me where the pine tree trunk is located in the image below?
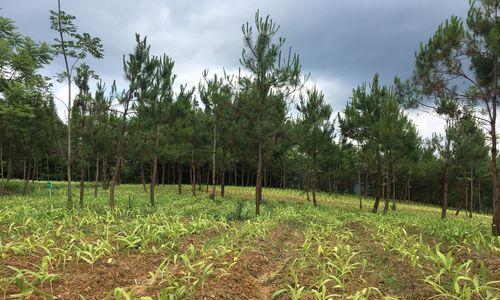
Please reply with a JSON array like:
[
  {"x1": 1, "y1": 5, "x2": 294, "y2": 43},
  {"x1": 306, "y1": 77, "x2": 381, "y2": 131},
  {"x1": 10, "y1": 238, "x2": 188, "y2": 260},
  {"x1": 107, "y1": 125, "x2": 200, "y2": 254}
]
[
  {"x1": 464, "y1": 179, "x2": 469, "y2": 216},
  {"x1": 469, "y1": 168, "x2": 473, "y2": 218},
  {"x1": 383, "y1": 170, "x2": 390, "y2": 214},
  {"x1": 102, "y1": 157, "x2": 108, "y2": 190},
  {"x1": 456, "y1": 180, "x2": 466, "y2": 216},
  {"x1": 109, "y1": 158, "x2": 121, "y2": 210},
  {"x1": 22, "y1": 159, "x2": 26, "y2": 182},
  {"x1": 109, "y1": 99, "x2": 130, "y2": 211},
  {"x1": 1, "y1": 144, "x2": 6, "y2": 194},
  {"x1": 162, "y1": 163, "x2": 165, "y2": 186},
  {"x1": 26, "y1": 161, "x2": 31, "y2": 192},
  {"x1": 364, "y1": 172, "x2": 369, "y2": 198},
  {"x1": 241, "y1": 163, "x2": 245, "y2": 186},
  {"x1": 328, "y1": 172, "x2": 332, "y2": 194},
  {"x1": 118, "y1": 166, "x2": 122, "y2": 184},
  {"x1": 7, "y1": 156, "x2": 12, "y2": 181},
  {"x1": 140, "y1": 159, "x2": 147, "y2": 193},
  {"x1": 79, "y1": 162, "x2": 85, "y2": 208},
  {"x1": 234, "y1": 163, "x2": 237, "y2": 187},
  {"x1": 32, "y1": 160, "x2": 36, "y2": 183},
  {"x1": 479, "y1": 179, "x2": 482, "y2": 213},
  {"x1": 22, "y1": 160, "x2": 29, "y2": 194},
  {"x1": 46, "y1": 156, "x2": 49, "y2": 181},
  {"x1": 94, "y1": 156, "x2": 99, "y2": 197},
  {"x1": 255, "y1": 139, "x2": 264, "y2": 215},
  {"x1": 220, "y1": 151, "x2": 225, "y2": 197},
  {"x1": 149, "y1": 125, "x2": 160, "y2": 208},
  {"x1": 442, "y1": 123, "x2": 452, "y2": 218},
  {"x1": 167, "y1": 164, "x2": 171, "y2": 185},
  {"x1": 312, "y1": 153, "x2": 317, "y2": 206},
  {"x1": 178, "y1": 163, "x2": 182, "y2": 194},
  {"x1": 372, "y1": 153, "x2": 382, "y2": 213},
  {"x1": 263, "y1": 167, "x2": 267, "y2": 188},
  {"x1": 191, "y1": 149, "x2": 196, "y2": 196},
  {"x1": 403, "y1": 175, "x2": 408, "y2": 201},
  {"x1": 391, "y1": 168, "x2": 396, "y2": 210},
  {"x1": 209, "y1": 118, "x2": 217, "y2": 200},
  {"x1": 150, "y1": 158, "x2": 157, "y2": 208},
  {"x1": 269, "y1": 170, "x2": 272, "y2": 188},
  {"x1": 172, "y1": 165, "x2": 176, "y2": 185},
  {"x1": 198, "y1": 166, "x2": 202, "y2": 191},
  {"x1": 358, "y1": 170, "x2": 362, "y2": 209},
  {"x1": 442, "y1": 163, "x2": 450, "y2": 218},
  {"x1": 306, "y1": 168, "x2": 310, "y2": 202},
  {"x1": 205, "y1": 167, "x2": 209, "y2": 192},
  {"x1": 408, "y1": 174, "x2": 412, "y2": 202},
  {"x1": 283, "y1": 159, "x2": 287, "y2": 189},
  {"x1": 490, "y1": 62, "x2": 500, "y2": 235}
]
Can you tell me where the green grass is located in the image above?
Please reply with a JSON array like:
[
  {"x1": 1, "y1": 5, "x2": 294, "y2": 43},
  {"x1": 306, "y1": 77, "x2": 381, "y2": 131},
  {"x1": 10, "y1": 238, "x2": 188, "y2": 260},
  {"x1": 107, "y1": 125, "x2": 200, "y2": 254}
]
[{"x1": 1, "y1": 180, "x2": 499, "y2": 299}]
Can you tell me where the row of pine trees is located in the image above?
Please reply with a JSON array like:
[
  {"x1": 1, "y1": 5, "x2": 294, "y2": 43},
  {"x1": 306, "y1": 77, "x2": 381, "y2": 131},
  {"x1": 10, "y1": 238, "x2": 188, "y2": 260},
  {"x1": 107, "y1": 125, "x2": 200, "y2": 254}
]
[{"x1": 0, "y1": 0, "x2": 499, "y2": 234}]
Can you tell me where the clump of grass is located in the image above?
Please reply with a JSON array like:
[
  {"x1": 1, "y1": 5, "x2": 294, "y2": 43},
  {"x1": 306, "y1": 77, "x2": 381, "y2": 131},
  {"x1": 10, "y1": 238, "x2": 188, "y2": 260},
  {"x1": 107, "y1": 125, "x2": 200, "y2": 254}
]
[{"x1": 225, "y1": 199, "x2": 253, "y2": 221}]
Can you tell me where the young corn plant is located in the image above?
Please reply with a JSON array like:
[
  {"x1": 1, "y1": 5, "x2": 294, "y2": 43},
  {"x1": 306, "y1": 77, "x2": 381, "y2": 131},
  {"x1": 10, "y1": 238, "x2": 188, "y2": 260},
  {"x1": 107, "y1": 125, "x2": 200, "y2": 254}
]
[
  {"x1": 272, "y1": 283, "x2": 307, "y2": 300},
  {"x1": 422, "y1": 245, "x2": 500, "y2": 299},
  {"x1": 75, "y1": 240, "x2": 113, "y2": 268},
  {"x1": 5, "y1": 262, "x2": 61, "y2": 299}
]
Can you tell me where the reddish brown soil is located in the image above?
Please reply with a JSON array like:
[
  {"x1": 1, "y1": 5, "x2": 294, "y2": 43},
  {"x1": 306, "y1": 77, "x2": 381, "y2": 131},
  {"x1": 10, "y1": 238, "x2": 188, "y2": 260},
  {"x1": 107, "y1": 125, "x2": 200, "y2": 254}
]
[
  {"x1": 54, "y1": 253, "x2": 163, "y2": 299},
  {"x1": 345, "y1": 222, "x2": 435, "y2": 299},
  {"x1": 195, "y1": 223, "x2": 303, "y2": 300},
  {"x1": 0, "y1": 224, "x2": 226, "y2": 300},
  {"x1": 1, "y1": 253, "x2": 164, "y2": 299}
]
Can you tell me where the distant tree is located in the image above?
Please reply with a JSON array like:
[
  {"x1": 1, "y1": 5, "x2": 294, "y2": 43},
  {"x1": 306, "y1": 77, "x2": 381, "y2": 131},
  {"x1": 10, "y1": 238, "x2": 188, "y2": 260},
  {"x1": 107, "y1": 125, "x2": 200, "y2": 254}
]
[
  {"x1": 199, "y1": 72, "x2": 232, "y2": 200},
  {"x1": 295, "y1": 87, "x2": 333, "y2": 206},
  {"x1": 381, "y1": 105, "x2": 420, "y2": 213},
  {"x1": 187, "y1": 93, "x2": 204, "y2": 196},
  {"x1": 175, "y1": 85, "x2": 197, "y2": 195},
  {"x1": 412, "y1": 136, "x2": 442, "y2": 205},
  {"x1": 72, "y1": 63, "x2": 98, "y2": 207},
  {"x1": 88, "y1": 81, "x2": 112, "y2": 196},
  {"x1": 439, "y1": 99, "x2": 461, "y2": 218},
  {"x1": 0, "y1": 16, "x2": 54, "y2": 194},
  {"x1": 450, "y1": 114, "x2": 489, "y2": 217},
  {"x1": 340, "y1": 74, "x2": 416, "y2": 214}
]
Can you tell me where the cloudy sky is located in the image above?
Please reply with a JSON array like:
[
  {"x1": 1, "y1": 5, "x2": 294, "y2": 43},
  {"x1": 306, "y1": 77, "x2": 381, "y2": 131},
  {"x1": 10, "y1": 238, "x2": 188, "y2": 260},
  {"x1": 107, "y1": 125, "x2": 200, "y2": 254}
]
[{"x1": 2, "y1": 0, "x2": 469, "y2": 137}]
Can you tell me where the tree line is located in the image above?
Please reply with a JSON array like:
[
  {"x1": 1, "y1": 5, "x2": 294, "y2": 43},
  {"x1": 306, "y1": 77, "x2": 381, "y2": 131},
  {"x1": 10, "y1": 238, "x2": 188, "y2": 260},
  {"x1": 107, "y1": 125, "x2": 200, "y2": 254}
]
[{"x1": 0, "y1": 0, "x2": 498, "y2": 234}]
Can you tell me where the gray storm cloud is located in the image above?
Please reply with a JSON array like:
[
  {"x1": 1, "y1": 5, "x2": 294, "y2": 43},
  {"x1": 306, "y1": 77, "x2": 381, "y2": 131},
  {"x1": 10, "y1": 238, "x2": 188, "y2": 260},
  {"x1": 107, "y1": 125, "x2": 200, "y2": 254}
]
[{"x1": 1, "y1": 0, "x2": 465, "y2": 137}]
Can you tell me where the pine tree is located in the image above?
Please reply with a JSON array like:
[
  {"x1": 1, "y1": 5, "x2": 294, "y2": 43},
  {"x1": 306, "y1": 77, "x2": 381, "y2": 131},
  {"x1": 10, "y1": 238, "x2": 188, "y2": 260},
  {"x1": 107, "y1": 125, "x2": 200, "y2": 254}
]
[
  {"x1": 413, "y1": 0, "x2": 500, "y2": 234},
  {"x1": 238, "y1": 11, "x2": 303, "y2": 215},
  {"x1": 136, "y1": 53, "x2": 175, "y2": 207},
  {"x1": 295, "y1": 87, "x2": 333, "y2": 206},
  {"x1": 199, "y1": 72, "x2": 232, "y2": 200},
  {"x1": 108, "y1": 34, "x2": 155, "y2": 210},
  {"x1": 340, "y1": 74, "x2": 417, "y2": 213}
]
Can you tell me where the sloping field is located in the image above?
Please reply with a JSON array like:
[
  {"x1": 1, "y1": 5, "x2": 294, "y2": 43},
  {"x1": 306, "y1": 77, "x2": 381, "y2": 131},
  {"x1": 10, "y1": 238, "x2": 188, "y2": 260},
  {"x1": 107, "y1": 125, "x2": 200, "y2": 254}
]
[{"x1": 1, "y1": 182, "x2": 499, "y2": 299}]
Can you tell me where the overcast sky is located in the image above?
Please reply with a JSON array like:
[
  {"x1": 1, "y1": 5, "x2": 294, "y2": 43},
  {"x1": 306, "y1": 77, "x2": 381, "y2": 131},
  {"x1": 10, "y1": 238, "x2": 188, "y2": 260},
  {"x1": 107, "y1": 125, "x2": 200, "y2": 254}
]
[{"x1": 2, "y1": 0, "x2": 469, "y2": 138}]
